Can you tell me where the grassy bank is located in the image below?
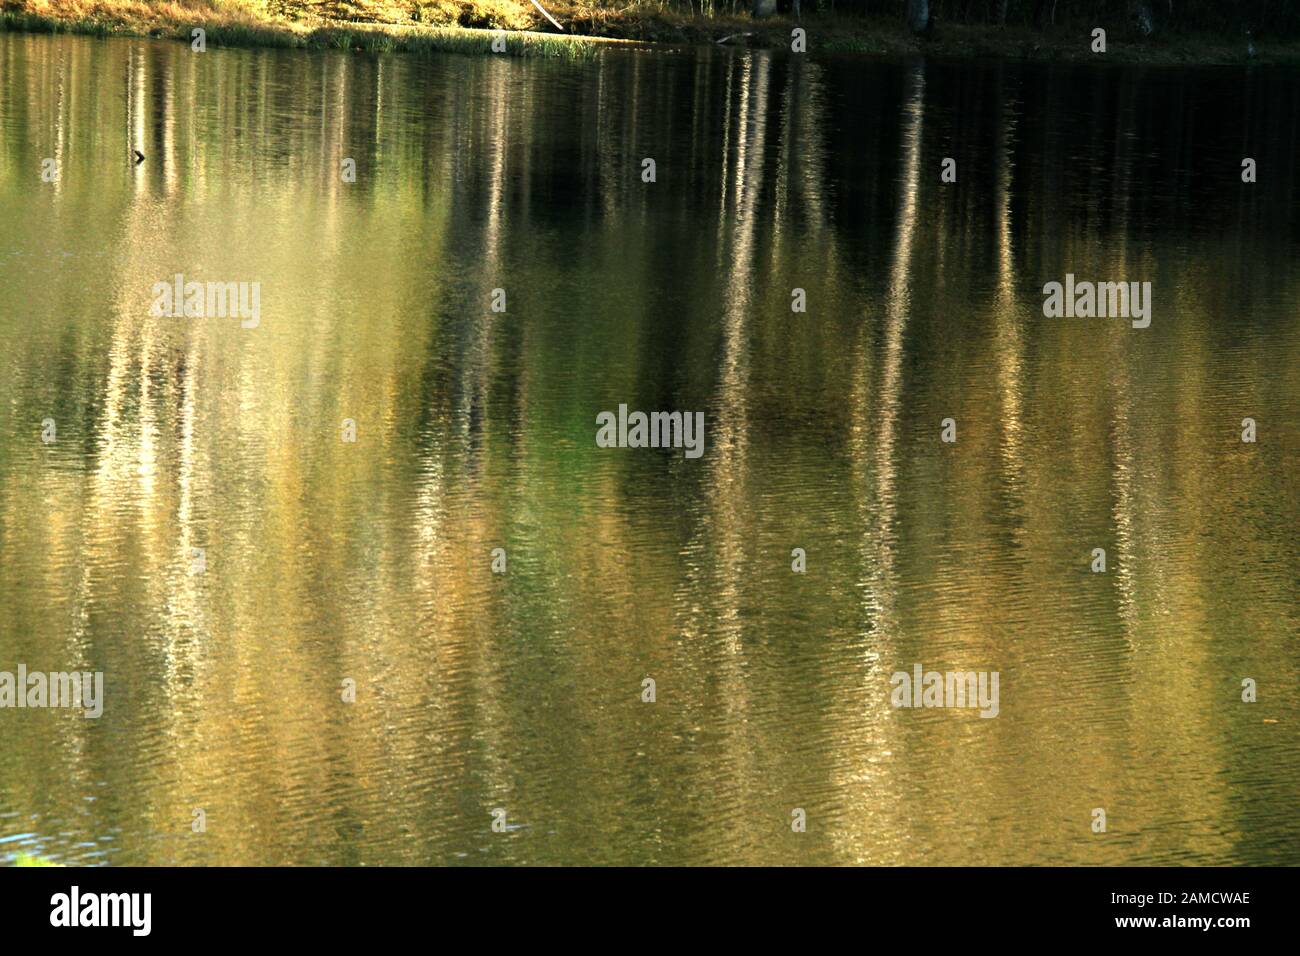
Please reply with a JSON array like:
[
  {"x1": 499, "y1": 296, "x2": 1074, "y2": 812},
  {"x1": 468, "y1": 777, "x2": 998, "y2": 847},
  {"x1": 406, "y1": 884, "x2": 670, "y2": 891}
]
[
  {"x1": 2, "y1": 0, "x2": 1297, "y2": 63},
  {"x1": 11, "y1": 851, "x2": 61, "y2": 866},
  {"x1": 0, "y1": 1, "x2": 618, "y2": 58}
]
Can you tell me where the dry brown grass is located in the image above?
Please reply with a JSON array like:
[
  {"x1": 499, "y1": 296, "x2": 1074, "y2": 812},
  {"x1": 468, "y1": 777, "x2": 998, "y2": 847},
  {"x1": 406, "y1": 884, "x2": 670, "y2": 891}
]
[
  {"x1": 20, "y1": 0, "x2": 262, "y2": 24},
  {"x1": 3, "y1": 0, "x2": 726, "y2": 35}
]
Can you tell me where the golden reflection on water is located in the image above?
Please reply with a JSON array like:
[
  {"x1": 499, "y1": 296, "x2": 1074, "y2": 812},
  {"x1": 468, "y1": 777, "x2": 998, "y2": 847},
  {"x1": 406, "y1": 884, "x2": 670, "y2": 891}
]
[{"x1": 0, "y1": 33, "x2": 1297, "y2": 866}]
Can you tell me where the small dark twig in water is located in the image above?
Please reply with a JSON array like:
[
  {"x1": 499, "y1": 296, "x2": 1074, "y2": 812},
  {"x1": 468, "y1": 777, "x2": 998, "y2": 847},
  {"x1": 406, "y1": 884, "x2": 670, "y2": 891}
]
[{"x1": 132, "y1": 149, "x2": 145, "y2": 164}]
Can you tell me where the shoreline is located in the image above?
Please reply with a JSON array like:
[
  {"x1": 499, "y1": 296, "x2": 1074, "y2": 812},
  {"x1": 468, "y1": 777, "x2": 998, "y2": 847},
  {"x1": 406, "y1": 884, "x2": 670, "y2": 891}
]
[{"x1": 3, "y1": 2, "x2": 1299, "y2": 65}]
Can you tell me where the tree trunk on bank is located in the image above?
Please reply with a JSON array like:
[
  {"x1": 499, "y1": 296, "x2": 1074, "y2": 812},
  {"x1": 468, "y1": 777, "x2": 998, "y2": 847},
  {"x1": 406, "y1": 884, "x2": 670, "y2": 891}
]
[
  {"x1": 752, "y1": 0, "x2": 776, "y2": 18},
  {"x1": 1133, "y1": 0, "x2": 1156, "y2": 36},
  {"x1": 906, "y1": 0, "x2": 930, "y2": 34}
]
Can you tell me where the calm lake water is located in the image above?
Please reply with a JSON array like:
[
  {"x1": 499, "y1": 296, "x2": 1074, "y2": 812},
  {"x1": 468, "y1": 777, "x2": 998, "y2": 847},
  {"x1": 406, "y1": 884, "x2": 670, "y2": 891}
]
[{"x1": 0, "y1": 32, "x2": 1296, "y2": 866}]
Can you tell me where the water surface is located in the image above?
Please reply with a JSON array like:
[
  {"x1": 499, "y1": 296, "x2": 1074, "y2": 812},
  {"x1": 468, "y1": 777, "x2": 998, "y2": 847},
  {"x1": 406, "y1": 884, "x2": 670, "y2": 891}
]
[{"x1": 0, "y1": 33, "x2": 1297, "y2": 865}]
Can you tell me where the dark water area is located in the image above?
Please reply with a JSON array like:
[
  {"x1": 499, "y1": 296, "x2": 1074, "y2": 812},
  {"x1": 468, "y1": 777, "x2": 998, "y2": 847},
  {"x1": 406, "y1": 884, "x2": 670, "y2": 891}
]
[{"x1": 0, "y1": 33, "x2": 1296, "y2": 865}]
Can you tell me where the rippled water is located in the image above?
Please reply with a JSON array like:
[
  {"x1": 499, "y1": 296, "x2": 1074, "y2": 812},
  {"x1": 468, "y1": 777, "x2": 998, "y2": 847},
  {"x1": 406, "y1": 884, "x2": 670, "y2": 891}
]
[{"x1": 0, "y1": 33, "x2": 1296, "y2": 866}]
